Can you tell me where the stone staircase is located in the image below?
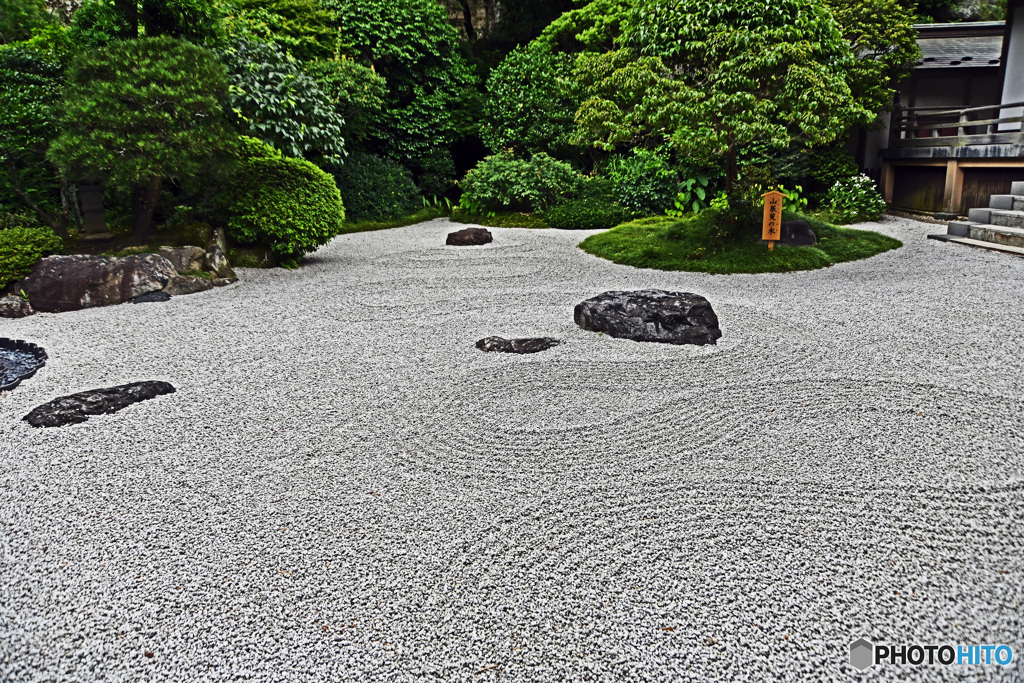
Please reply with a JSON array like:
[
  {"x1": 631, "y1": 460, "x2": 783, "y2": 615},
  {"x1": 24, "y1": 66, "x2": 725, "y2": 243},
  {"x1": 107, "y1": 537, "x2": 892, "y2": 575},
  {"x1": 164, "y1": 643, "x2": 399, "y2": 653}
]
[{"x1": 928, "y1": 181, "x2": 1024, "y2": 256}]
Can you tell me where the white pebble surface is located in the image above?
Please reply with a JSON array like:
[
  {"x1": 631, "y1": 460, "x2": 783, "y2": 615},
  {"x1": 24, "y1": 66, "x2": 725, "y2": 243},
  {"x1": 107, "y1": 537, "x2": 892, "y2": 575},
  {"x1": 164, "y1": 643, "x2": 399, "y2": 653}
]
[{"x1": 1, "y1": 216, "x2": 1022, "y2": 681}]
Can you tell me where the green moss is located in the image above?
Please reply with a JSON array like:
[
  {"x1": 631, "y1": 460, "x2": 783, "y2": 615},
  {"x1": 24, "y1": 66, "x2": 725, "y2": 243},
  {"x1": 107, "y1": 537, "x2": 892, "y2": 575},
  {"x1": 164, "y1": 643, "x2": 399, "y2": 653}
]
[
  {"x1": 450, "y1": 209, "x2": 550, "y2": 229},
  {"x1": 578, "y1": 212, "x2": 902, "y2": 274},
  {"x1": 181, "y1": 269, "x2": 213, "y2": 280}
]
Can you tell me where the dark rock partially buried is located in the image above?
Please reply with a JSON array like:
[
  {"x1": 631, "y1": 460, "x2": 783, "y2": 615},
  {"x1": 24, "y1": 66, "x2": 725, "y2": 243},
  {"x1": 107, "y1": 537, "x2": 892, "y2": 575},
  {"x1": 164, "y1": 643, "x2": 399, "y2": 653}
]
[
  {"x1": 574, "y1": 289, "x2": 722, "y2": 346},
  {"x1": 0, "y1": 295, "x2": 33, "y2": 318},
  {"x1": 446, "y1": 228, "x2": 493, "y2": 246},
  {"x1": 476, "y1": 336, "x2": 561, "y2": 354},
  {"x1": 24, "y1": 381, "x2": 176, "y2": 428},
  {"x1": 781, "y1": 220, "x2": 817, "y2": 246},
  {"x1": 131, "y1": 291, "x2": 171, "y2": 304}
]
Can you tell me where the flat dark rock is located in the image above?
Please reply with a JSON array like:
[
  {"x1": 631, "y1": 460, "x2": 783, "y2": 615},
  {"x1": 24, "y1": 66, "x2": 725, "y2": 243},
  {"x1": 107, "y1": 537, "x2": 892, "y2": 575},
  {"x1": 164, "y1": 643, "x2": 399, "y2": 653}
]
[
  {"x1": 131, "y1": 291, "x2": 172, "y2": 304},
  {"x1": 0, "y1": 338, "x2": 47, "y2": 392},
  {"x1": 24, "y1": 381, "x2": 176, "y2": 428},
  {"x1": 476, "y1": 336, "x2": 561, "y2": 354},
  {"x1": 574, "y1": 289, "x2": 721, "y2": 346},
  {"x1": 780, "y1": 220, "x2": 817, "y2": 246},
  {"x1": 446, "y1": 228, "x2": 493, "y2": 246}
]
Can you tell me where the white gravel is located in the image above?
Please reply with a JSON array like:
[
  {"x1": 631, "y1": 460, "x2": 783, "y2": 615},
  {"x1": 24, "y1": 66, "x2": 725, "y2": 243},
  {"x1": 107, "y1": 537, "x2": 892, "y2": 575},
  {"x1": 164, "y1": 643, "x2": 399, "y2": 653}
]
[{"x1": 1, "y1": 216, "x2": 1022, "y2": 682}]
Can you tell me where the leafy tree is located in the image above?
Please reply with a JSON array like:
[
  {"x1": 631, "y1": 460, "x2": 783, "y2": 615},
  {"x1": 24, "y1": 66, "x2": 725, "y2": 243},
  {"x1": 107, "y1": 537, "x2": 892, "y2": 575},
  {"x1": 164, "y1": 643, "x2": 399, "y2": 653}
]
[
  {"x1": 68, "y1": 0, "x2": 221, "y2": 46},
  {"x1": 220, "y1": 39, "x2": 346, "y2": 159},
  {"x1": 0, "y1": 27, "x2": 76, "y2": 238},
  {"x1": 302, "y1": 57, "x2": 386, "y2": 145},
  {"x1": 482, "y1": 44, "x2": 576, "y2": 157},
  {"x1": 322, "y1": 0, "x2": 478, "y2": 190},
  {"x1": 0, "y1": 0, "x2": 52, "y2": 44},
  {"x1": 825, "y1": 0, "x2": 919, "y2": 115},
  {"x1": 585, "y1": 0, "x2": 874, "y2": 205},
  {"x1": 48, "y1": 36, "x2": 237, "y2": 242},
  {"x1": 221, "y1": 0, "x2": 338, "y2": 61},
  {"x1": 532, "y1": 0, "x2": 633, "y2": 55}
]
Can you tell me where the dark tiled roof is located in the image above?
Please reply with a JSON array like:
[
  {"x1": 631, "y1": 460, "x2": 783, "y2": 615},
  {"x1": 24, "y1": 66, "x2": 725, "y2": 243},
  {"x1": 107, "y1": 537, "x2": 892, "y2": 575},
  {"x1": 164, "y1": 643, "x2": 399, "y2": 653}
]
[{"x1": 913, "y1": 21, "x2": 1004, "y2": 69}]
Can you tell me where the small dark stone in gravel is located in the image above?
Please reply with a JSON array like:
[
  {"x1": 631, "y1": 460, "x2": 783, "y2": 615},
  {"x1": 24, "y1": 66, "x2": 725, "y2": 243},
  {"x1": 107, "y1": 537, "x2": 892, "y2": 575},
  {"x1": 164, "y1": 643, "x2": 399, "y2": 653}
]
[
  {"x1": 0, "y1": 339, "x2": 47, "y2": 392},
  {"x1": 574, "y1": 289, "x2": 722, "y2": 346},
  {"x1": 446, "y1": 228, "x2": 493, "y2": 246},
  {"x1": 131, "y1": 291, "x2": 172, "y2": 304},
  {"x1": 476, "y1": 336, "x2": 561, "y2": 354},
  {"x1": 24, "y1": 381, "x2": 176, "y2": 428}
]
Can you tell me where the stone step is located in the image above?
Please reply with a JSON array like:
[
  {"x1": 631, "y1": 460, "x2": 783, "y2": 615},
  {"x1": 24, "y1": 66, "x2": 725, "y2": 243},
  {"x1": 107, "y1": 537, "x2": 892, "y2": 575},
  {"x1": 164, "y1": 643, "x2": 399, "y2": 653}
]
[
  {"x1": 1011, "y1": 181, "x2": 1024, "y2": 195},
  {"x1": 968, "y1": 207, "x2": 993, "y2": 223},
  {"x1": 989, "y1": 209, "x2": 1024, "y2": 229},
  {"x1": 987, "y1": 194, "x2": 1024, "y2": 210},
  {"x1": 947, "y1": 220, "x2": 976, "y2": 237},
  {"x1": 969, "y1": 223, "x2": 1024, "y2": 248},
  {"x1": 928, "y1": 233, "x2": 1024, "y2": 257}
]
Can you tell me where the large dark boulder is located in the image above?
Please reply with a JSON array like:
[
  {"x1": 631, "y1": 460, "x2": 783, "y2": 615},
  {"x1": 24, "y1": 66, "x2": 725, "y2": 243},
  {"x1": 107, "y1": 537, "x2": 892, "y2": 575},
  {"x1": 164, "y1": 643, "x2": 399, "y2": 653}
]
[
  {"x1": 156, "y1": 246, "x2": 206, "y2": 272},
  {"x1": 781, "y1": 220, "x2": 817, "y2": 246},
  {"x1": 476, "y1": 336, "x2": 561, "y2": 354},
  {"x1": 574, "y1": 290, "x2": 722, "y2": 346},
  {"x1": 446, "y1": 228, "x2": 493, "y2": 246},
  {"x1": 21, "y1": 254, "x2": 177, "y2": 313},
  {"x1": 163, "y1": 274, "x2": 214, "y2": 296},
  {"x1": 23, "y1": 381, "x2": 176, "y2": 428}
]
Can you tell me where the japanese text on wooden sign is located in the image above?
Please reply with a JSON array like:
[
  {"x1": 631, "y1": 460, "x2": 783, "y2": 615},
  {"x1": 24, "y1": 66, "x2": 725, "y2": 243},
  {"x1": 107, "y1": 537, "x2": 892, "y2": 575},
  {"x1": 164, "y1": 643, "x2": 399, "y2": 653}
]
[{"x1": 761, "y1": 190, "x2": 785, "y2": 250}]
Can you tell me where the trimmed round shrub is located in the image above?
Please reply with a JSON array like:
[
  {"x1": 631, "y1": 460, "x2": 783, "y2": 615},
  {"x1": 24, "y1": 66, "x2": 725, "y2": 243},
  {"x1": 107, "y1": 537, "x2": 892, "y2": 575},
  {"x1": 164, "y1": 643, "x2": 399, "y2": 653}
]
[
  {"x1": 459, "y1": 152, "x2": 582, "y2": 214},
  {"x1": 826, "y1": 174, "x2": 886, "y2": 223},
  {"x1": 544, "y1": 198, "x2": 633, "y2": 230},
  {"x1": 605, "y1": 149, "x2": 678, "y2": 214},
  {"x1": 808, "y1": 146, "x2": 860, "y2": 190},
  {"x1": 329, "y1": 152, "x2": 419, "y2": 222},
  {"x1": 0, "y1": 225, "x2": 63, "y2": 289},
  {"x1": 225, "y1": 139, "x2": 345, "y2": 261}
]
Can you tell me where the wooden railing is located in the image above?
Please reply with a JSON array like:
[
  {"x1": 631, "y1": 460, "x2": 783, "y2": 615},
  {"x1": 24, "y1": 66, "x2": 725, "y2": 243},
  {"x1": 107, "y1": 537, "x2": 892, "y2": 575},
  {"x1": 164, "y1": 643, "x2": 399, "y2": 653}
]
[{"x1": 889, "y1": 101, "x2": 1024, "y2": 145}]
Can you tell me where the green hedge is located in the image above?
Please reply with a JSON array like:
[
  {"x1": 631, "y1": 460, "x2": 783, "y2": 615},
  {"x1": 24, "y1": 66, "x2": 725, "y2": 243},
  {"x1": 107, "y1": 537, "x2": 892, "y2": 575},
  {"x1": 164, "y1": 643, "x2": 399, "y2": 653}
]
[
  {"x1": 224, "y1": 139, "x2": 345, "y2": 263},
  {"x1": 0, "y1": 225, "x2": 63, "y2": 289},
  {"x1": 544, "y1": 197, "x2": 633, "y2": 230}
]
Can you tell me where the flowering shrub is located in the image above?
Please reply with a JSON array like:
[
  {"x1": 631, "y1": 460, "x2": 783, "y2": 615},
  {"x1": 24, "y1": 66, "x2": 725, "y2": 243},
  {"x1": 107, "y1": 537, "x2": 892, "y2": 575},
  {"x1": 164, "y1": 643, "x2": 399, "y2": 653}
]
[{"x1": 826, "y1": 174, "x2": 886, "y2": 223}]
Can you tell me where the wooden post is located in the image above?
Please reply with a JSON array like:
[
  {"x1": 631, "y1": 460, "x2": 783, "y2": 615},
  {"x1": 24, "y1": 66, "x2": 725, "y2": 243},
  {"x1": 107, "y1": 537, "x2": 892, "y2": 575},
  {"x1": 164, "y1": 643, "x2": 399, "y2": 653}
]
[
  {"x1": 881, "y1": 162, "x2": 895, "y2": 205},
  {"x1": 761, "y1": 190, "x2": 784, "y2": 250},
  {"x1": 943, "y1": 160, "x2": 964, "y2": 214}
]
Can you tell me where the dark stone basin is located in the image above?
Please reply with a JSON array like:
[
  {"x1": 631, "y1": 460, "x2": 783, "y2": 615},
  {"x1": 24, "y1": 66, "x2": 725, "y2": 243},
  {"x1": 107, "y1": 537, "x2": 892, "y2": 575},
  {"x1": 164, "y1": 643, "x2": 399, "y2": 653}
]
[{"x1": 0, "y1": 339, "x2": 47, "y2": 392}]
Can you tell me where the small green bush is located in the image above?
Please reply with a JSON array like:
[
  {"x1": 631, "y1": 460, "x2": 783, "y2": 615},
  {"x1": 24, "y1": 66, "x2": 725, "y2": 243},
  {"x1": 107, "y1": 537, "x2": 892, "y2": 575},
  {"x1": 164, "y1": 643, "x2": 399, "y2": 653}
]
[
  {"x1": 544, "y1": 198, "x2": 633, "y2": 230},
  {"x1": 459, "y1": 152, "x2": 582, "y2": 214},
  {"x1": 826, "y1": 174, "x2": 886, "y2": 223},
  {"x1": 0, "y1": 225, "x2": 63, "y2": 289},
  {"x1": 605, "y1": 149, "x2": 678, "y2": 214},
  {"x1": 808, "y1": 147, "x2": 860, "y2": 189},
  {"x1": 224, "y1": 139, "x2": 345, "y2": 262},
  {"x1": 329, "y1": 152, "x2": 419, "y2": 222}
]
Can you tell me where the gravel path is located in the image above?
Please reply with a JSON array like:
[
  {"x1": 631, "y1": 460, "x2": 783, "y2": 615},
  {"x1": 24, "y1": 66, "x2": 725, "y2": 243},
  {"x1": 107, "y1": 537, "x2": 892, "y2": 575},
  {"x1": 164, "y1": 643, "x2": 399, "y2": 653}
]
[{"x1": 1, "y1": 216, "x2": 1022, "y2": 682}]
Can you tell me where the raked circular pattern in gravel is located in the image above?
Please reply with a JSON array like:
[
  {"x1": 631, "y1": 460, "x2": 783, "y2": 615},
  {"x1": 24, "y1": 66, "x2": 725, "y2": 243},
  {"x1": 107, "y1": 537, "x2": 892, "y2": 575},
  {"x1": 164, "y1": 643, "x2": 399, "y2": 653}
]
[{"x1": 1, "y1": 216, "x2": 1022, "y2": 682}]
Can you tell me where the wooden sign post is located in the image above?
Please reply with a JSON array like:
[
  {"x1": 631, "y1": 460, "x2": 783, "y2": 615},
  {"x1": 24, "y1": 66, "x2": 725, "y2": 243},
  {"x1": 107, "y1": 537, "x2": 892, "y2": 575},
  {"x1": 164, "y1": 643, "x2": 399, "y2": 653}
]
[{"x1": 761, "y1": 190, "x2": 784, "y2": 251}]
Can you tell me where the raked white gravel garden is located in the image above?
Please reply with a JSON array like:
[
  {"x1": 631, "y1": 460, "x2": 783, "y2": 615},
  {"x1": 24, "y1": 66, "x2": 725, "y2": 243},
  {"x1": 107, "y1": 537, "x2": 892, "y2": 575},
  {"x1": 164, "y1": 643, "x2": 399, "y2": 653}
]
[{"x1": 1, "y1": 216, "x2": 1022, "y2": 681}]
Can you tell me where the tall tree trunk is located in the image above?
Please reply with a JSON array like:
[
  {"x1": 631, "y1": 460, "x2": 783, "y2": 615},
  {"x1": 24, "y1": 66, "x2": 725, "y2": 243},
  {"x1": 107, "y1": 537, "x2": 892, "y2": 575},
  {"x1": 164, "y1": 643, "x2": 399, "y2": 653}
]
[
  {"x1": 457, "y1": 0, "x2": 477, "y2": 41},
  {"x1": 130, "y1": 177, "x2": 161, "y2": 245},
  {"x1": 113, "y1": 0, "x2": 138, "y2": 37},
  {"x1": 725, "y1": 131, "x2": 737, "y2": 205}
]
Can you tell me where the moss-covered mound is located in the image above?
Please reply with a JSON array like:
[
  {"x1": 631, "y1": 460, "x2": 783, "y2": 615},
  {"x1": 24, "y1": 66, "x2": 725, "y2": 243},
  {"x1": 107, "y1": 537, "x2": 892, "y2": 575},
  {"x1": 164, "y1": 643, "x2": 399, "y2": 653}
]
[{"x1": 578, "y1": 212, "x2": 901, "y2": 274}]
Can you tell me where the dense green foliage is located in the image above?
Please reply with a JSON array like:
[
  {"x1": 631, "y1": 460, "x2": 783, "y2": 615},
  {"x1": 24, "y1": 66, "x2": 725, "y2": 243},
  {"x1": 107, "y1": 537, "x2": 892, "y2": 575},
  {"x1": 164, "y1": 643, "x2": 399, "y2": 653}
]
[
  {"x1": 605, "y1": 149, "x2": 677, "y2": 214},
  {"x1": 223, "y1": 138, "x2": 344, "y2": 261},
  {"x1": 459, "y1": 152, "x2": 582, "y2": 213},
  {"x1": 49, "y1": 36, "x2": 235, "y2": 238},
  {"x1": 323, "y1": 0, "x2": 478, "y2": 190},
  {"x1": 302, "y1": 57, "x2": 386, "y2": 145},
  {"x1": 223, "y1": 0, "x2": 337, "y2": 61},
  {"x1": 579, "y1": 212, "x2": 901, "y2": 274},
  {"x1": 482, "y1": 45, "x2": 576, "y2": 157},
  {"x1": 329, "y1": 152, "x2": 419, "y2": 222},
  {"x1": 825, "y1": 174, "x2": 887, "y2": 223},
  {"x1": 0, "y1": 225, "x2": 63, "y2": 289},
  {"x1": 220, "y1": 39, "x2": 346, "y2": 159},
  {"x1": 69, "y1": 0, "x2": 222, "y2": 46},
  {"x1": 543, "y1": 197, "x2": 633, "y2": 230},
  {"x1": 0, "y1": 0, "x2": 51, "y2": 45}
]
